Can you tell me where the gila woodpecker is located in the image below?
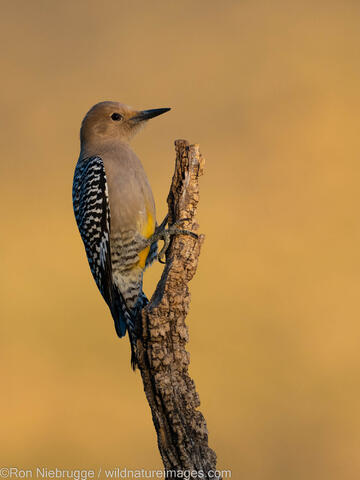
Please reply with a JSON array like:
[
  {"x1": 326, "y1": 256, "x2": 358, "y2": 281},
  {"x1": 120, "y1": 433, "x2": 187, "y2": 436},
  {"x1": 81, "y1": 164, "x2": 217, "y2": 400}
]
[{"x1": 72, "y1": 101, "x2": 172, "y2": 368}]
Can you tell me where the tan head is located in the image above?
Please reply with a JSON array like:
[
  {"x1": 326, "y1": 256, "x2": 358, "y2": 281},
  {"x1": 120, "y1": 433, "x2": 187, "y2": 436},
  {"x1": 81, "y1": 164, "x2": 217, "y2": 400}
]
[{"x1": 80, "y1": 101, "x2": 171, "y2": 146}]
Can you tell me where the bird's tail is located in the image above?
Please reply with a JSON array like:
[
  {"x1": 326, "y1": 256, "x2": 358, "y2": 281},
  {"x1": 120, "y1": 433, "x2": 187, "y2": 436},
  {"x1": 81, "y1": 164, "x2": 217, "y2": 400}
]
[
  {"x1": 111, "y1": 289, "x2": 139, "y2": 370},
  {"x1": 128, "y1": 327, "x2": 138, "y2": 371},
  {"x1": 129, "y1": 291, "x2": 149, "y2": 369},
  {"x1": 110, "y1": 288, "x2": 150, "y2": 370}
]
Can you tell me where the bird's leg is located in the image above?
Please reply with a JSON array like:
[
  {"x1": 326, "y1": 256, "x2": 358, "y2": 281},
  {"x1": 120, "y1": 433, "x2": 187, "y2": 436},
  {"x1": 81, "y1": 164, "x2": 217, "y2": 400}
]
[
  {"x1": 158, "y1": 222, "x2": 198, "y2": 264},
  {"x1": 144, "y1": 215, "x2": 198, "y2": 264}
]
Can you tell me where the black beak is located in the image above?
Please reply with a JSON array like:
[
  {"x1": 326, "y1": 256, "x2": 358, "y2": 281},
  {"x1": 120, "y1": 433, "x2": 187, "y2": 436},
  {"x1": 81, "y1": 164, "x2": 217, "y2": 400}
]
[{"x1": 131, "y1": 108, "x2": 171, "y2": 122}]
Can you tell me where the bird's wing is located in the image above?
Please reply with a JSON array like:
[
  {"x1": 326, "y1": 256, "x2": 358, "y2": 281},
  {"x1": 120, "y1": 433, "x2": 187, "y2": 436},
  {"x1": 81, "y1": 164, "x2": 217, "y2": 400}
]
[
  {"x1": 72, "y1": 155, "x2": 139, "y2": 367},
  {"x1": 72, "y1": 156, "x2": 115, "y2": 311}
]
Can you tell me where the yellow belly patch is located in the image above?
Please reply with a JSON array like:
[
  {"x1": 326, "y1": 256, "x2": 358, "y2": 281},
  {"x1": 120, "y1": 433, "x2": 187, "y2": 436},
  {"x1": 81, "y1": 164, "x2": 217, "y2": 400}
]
[{"x1": 138, "y1": 209, "x2": 155, "y2": 269}]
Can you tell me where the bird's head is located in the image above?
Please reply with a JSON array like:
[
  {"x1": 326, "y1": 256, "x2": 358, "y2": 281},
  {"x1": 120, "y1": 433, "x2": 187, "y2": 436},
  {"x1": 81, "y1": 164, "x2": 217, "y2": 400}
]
[{"x1": 80, "y1": 101, "x2": 171, "y2": 145}]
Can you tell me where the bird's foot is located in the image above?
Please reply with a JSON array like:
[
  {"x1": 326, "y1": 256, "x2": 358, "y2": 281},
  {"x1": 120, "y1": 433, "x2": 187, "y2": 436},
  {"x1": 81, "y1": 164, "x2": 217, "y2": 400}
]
[{"x1": 146, "y1": 214, "x2": 198, "y2": 264}]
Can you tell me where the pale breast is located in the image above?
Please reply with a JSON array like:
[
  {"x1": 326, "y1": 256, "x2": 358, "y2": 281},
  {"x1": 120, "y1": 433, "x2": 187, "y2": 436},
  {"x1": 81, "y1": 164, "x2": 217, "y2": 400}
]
[{"x1": 102, "y1": 143, "x2": 156, "y2": 238}]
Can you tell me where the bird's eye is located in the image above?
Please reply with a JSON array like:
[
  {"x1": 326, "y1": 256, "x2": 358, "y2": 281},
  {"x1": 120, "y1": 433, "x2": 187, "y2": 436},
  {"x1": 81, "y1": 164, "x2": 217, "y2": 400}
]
[{"x1": 111, "y1": 113, "x2": 123, "y2": 121}]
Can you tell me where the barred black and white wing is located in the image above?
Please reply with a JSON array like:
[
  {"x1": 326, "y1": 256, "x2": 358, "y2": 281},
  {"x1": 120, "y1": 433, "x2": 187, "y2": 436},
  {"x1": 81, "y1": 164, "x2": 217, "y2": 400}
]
[
  {"x1": 72, "y1": 156, "x2": 137, "y2": 361},
  {"x1": 72, "y1": 156, "x2": 114, "y2": 306}
]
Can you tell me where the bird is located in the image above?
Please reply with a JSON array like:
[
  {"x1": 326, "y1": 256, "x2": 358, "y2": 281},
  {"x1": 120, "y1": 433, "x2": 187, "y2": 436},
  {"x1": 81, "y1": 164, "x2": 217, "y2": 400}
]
[{"x1": 72, "y1": 101, "x2": 189, "y2": 369}]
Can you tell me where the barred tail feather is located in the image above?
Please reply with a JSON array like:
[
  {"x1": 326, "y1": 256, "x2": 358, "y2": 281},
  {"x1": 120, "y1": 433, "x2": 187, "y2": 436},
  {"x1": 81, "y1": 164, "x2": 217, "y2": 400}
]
[
  {"x1": 109, "y1": 289, "x2": 150, "y2": 370},
  {"x1": 128, "y1": 291, "x2": 149, "y2": 369},
  {"x1": 110, "y1": 289, "x2": 138, "y2": 370}
]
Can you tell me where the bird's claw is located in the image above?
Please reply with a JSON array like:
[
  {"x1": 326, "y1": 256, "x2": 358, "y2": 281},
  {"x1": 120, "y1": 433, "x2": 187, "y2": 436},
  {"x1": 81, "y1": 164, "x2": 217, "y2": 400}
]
[{"x1": 152, "y1": 216, "x2": 198, "y2": 264}]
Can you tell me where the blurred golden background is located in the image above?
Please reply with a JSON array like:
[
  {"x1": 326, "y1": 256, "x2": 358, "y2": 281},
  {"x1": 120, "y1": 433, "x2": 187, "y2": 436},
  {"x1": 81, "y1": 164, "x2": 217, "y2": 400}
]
[{"x1": 1, "y1": 0, "x2": 360, "y2": 478}]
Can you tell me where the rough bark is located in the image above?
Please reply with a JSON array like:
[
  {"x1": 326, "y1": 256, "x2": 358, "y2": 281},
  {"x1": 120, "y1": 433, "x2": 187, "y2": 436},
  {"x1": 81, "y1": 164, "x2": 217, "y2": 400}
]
[{"x1": 137, "y1": 140, "x2": 218, "y2": 477}]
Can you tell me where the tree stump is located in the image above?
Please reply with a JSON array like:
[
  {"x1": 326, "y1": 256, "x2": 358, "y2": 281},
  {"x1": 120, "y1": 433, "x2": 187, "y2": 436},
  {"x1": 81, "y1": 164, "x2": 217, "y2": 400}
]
[{"x1": 137, "y1": 140, "x2": 219, "y2": 478}]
